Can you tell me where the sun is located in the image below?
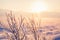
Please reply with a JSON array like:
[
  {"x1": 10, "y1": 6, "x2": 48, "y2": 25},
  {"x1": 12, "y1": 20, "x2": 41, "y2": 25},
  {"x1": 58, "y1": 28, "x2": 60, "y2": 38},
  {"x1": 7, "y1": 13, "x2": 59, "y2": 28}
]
[{"x1": 30, "y1": 2, "x2": 48, "y2": 13}]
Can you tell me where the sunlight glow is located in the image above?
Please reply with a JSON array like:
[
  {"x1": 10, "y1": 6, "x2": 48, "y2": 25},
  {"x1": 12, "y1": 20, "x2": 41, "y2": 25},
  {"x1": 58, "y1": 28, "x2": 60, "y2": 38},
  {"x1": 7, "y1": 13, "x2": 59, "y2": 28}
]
[{"x1": 30, "y1": 2, "x2": 48, "y2": 13}]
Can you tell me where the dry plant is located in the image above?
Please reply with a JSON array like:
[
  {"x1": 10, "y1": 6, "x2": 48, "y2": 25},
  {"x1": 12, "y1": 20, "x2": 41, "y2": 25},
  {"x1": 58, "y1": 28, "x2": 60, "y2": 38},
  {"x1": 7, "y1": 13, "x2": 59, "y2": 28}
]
[
  {"x1": 5, "y1": 11, "x2": 27, "y2": 40},
  {"x1": 0, "y1": 11, "x2": 42, "y2": 40}
]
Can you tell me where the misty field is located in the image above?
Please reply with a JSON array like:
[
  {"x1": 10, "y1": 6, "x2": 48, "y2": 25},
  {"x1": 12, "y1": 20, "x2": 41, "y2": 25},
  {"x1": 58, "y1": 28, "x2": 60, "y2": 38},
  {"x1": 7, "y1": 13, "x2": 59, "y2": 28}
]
[{"x1": 0, "y1": 11, "x2": 60, "y2": 40}]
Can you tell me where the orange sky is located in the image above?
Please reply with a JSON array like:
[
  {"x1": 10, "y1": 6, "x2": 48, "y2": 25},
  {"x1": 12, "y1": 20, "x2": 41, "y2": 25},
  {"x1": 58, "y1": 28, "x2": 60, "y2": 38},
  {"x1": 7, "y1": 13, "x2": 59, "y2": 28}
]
[
  {"x1": 0, "y1": 0, "x2": 60, "y2": 20},
  {"x1": 0, "y1": 0, "x2": 60, "y2": 12}
]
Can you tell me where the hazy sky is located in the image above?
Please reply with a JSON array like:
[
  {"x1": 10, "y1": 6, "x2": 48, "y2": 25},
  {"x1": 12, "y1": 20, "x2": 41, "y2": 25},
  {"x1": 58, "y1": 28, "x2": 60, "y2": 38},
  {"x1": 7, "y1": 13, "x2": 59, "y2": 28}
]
[
  {"x1": 0, "y1": 0, "x2": 60, "y2": 12},
  {"x1": 0, "y1": 0, "x2": 60, "y2": 18}
]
